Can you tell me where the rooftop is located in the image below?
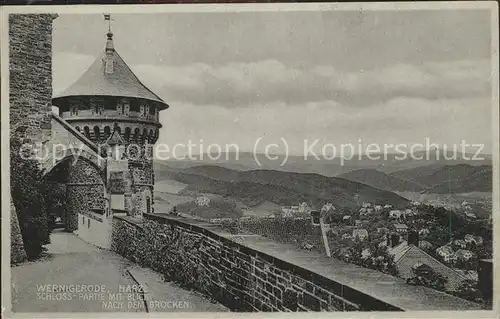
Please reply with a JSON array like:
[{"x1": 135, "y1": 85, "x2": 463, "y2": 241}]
[{"x1": 52, "y1": 32, "x2": 168, "y2": 110}]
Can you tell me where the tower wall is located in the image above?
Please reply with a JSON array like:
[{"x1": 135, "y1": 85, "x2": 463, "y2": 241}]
[
  {"x1": 9, "y1": 14, "x2": 57, "y2": 144},
  {"x1": 9, "y1": 14, "x2": 57, "y2": 262}
]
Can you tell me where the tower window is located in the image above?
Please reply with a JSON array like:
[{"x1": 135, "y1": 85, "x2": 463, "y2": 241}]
[
  {"x1": 104, "y1": 126, "x2": 111, "y2": 138},
  {"x1": 94, "y1": 126, "x2": 101, "y2": 141},
  {"x1": 84, "y1": 126, "x2": 90, "y2": 138},
  {"x1": 130, "y1": 100, "x2": 140, "y2": 112},
  {"x1": 104, "y1": 98, "x2": 116, "y2": 111},
  {"x1": 124, "y1": 127, "x2": 131, "y2": 140}
]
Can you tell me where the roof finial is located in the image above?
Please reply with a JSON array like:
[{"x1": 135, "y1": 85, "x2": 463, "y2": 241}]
[{"x1": 104, "y1": 13, "x2": 114, "y2": 52}]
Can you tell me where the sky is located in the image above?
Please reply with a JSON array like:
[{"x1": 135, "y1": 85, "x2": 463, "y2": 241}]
[{"x1": 51, "y1": 9, "x2": 494, "y2": 155}]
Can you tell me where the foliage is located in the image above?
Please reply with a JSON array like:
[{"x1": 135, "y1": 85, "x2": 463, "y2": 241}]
[
  {"x1": 44, "y1": 181, "x2": 67, "y2": 228},
  {"x1": 330, "y1": 235, "x2": 398, "y2": 276},
  {"x1": 10, "y1": 138, "x2": 50, "y2": 259},
  {"x1": 406, "y1": 267, "x2": 448, "y2": 292},
  {"x1": 452, "y1": 280, "x2": 485, "y2": 304}
]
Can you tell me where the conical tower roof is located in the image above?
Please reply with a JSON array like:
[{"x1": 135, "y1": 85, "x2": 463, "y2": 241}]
[{"x1": 52, "y1": 32, "x2": 168, "y2": 110}]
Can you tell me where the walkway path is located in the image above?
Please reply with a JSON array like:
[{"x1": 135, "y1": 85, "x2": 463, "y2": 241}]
[{"x1": 11, "y1": 230, "x2": 227, "y2": 313}]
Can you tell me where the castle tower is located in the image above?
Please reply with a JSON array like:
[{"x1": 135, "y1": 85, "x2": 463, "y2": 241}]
[{"x1": 52, "y1": 22, "x2": 169, "y2": 218}]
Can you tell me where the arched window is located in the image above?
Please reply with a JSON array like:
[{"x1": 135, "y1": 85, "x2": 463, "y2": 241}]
[
  {"x1": 149, "y1": 129, "x2": 154, "y2": 143},
  {"x1": 134, "y1": 128, "x2": 140, "y2": 141},
  {"x1": 142, "y1": 128, "x2": 148, "y2": 142},
  {"x1": 104, "y1": 126, "x2": 111, "y2": 139},
  {"x1": 93, "y1": 126, "x2": 100, "y2": 141},
  {"x1": 84, "y1": 126, "x2": 90, "y2": 139},
  {"x1": 124, "y1": 127, "x2": 131, "y2": 140}
]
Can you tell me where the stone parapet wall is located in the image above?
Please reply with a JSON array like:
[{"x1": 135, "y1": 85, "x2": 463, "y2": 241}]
[
  {"x1": 111, "y1": 214, "x2": 402, "y2": 312},
  {"x1": 226, "y1": 217, "x2": 325, "y2": 253}
]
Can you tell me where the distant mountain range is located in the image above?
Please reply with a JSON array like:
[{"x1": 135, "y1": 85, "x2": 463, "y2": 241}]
[
  {"x1": 154, "y1": 162, "x2": 410, "y2": 210},
  {"x1": 338, "y1": 164, "x2": 492, "y2": 194},
  {"x1": 159, "y1": 149, "x2": 491, "y2": 177}
]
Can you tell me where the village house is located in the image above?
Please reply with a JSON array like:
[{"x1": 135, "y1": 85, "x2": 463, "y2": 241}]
[
  {"x1": 341, "y1": 233, "x2": 352, "y2": 240},
  {"x1": 281, "y1": 207, "x2": 293, "y2": 218},
  {"x1": 343, "y1": 215, "x2": 352, "y2": 222},
  {"x1": 362, "y1": 202, "x2": 371, "y2": 208},
  {"x1": 195, "y1": 196, "x2": 210, "y2": 207},
  {"x1": 354, "y1": 219, "x2": 363, "y2": 227},
  {"x1": 465, "y1": 211, "x2": 477, "y2": 219},
  {"x1": 464, "y1": 234, "x2": 483, "y2": 245},
  {"x1": 456, "y1": 249, "x2": 475, "y2": 261},
  {"x1": 453, "y1": 239, "x2": 467, "y2": 249},
  {"x1": 299, "y1": 202, "x2": 311, "y2": 213},
  {"x1": 386, "y1": 233, "x2": 468, "y2": 291},
  {"x1": 436, "y1": 245, "x2": 458, "y2": 263},
  {"x1": 404, "y1": 209, "x2": 413, "y2": 217},
  {"x1": 389, "y1": 210, "x2": 403, "y2": 219},
  {"x1": 321, "y1": 203, "x2": 335, "y2": 213},
  {"x1": 418, "y1": 228, "x2": 430, "y2": 238},
  {"x1": 392, "y1": 223, "x2": 409, "y2": 234},
  {"x1": 384, "y1": 204, "x2": 393, "y2": 209},
  {"x1": 352, "y1": 228, "x2": 369, "y2": 241}
]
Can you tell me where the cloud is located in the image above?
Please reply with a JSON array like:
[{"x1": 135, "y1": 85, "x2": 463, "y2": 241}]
[
  {"x1": 131, "y1": 59, "x2": 491, "y2": 108},
  {"x1": 156, "y1": 97, "x2": 492, "y2": 155},
  {"x1": 52, "y1": 52, "x2": 96, "y2": 96},
  {"x1": 53, "y1": 50, "x2": 490, "y2": 109}
]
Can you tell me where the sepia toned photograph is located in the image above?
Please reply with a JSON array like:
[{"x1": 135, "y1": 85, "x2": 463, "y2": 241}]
[{"x1": 2, "y1": 2, "x2": 498, "y2": 317}]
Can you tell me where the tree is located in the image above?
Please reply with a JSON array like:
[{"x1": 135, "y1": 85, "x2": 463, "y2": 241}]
[
  {"x1": 10, "y1": 138, "x2": 51, "y2": 259},
  {"x1": 406, "y1": 267, "x2": 447, "y2": 292}
]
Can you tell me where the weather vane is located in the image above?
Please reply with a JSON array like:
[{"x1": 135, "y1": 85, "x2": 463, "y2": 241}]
[{"x1": 104, "y1": 13, "x2": 113, "y2": 33}]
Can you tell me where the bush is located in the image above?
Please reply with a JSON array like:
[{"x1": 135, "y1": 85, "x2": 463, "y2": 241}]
[
  {"x1": 10, "y1": 138, "x2": 51, "y2": 259},
  {"x1": 406, "y1": 268, "x2": 447, "y2": 292}
]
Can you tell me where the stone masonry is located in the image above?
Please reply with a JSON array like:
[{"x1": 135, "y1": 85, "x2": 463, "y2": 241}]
[
  {"x1": 9, "y1": 14, "x2": 57, "y2": 262},
  {"x1": 9, "y1": 14, "x2": 57, "y2": 144},
  {"x1": 111, "y1": 214, "x2": 404, "y2": 312}
]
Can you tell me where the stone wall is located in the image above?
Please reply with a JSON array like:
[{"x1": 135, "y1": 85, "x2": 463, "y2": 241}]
[
  {"x1": 111, "y1": 214, "x2": 401, "y2": 312},
  {"x1": 9, "y1": 14, "x2": 57, "y2": 144},
  {"x1": 65, "y1": 159, "x2": 105, "y2": 231},
  {"x1": 9, "y1": 14, "x2": 56, "y2": 262},
  {"x1": 229, "y1": 217, "x2": 325, "y2": 253}
]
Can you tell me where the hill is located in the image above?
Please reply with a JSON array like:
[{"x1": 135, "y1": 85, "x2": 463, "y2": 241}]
[
  {"x1": 338, "y1": 169, "x2": 427, "y2": 192},
  {"x1": 389, "y1": 164, "x2": 492, "y2": 193},
  {"x1": 426, "y1": 165, "x2": 493, "y2": 194},
  {"x1": 156, "y1": 149, "x2": 492, "y2": 177},
  {"x1": 154, "y1": 164, "x2": 410, "y2": 211}
]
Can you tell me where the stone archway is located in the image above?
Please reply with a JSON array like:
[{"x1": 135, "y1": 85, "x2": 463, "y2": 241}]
[
  {"x1": 42, "y1": 147, "x2": 106, "y2": 179},
  {"x1": 44, "y1": 155, "x2": 107, "y2": 232}
]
